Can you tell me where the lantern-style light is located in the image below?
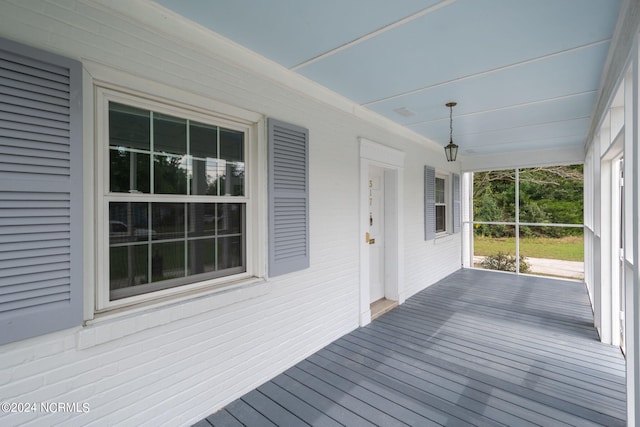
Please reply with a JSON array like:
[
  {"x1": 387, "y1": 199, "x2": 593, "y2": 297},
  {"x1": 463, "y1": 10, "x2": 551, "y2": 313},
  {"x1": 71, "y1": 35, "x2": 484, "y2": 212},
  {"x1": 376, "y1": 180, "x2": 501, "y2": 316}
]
[{"x1": 444, "y1": 102, "x2": 458, "y2": 162}]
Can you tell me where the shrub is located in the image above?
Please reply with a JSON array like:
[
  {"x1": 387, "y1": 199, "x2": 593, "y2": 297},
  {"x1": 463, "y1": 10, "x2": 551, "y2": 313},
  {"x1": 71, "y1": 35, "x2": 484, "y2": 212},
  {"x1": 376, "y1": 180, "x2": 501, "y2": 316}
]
[{"x1": 481, "y1": 252, "x2": 530, "y2": 273}]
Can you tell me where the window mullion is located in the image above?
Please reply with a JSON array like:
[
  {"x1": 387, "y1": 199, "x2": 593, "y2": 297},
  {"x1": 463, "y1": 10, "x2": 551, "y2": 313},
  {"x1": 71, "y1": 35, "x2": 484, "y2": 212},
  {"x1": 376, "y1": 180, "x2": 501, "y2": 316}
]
[
  {"x1": 148, "y1": 201, "x2": 152, "y2": 284},
  {"x1": 150, "y1": 111, "x2": 155, "y2": 194},
  {"x1": 515, "y1": 168, "x2": 520, "y2": 274},
  {"x1": 186, "y1": 120, "x2": 191, "y2": 196},
  {"x1": 184, "y1": 202, "x2": 188, "y2": 278},
  {"x1": 217, "y1": 126, "x2": 221, "y2": 197},
  {"x1": 214, "y1": 203, "x2": 219, "y2": 272},
  {"x1": 185, "y1": 120, "x2": 190, "y2": 278}
]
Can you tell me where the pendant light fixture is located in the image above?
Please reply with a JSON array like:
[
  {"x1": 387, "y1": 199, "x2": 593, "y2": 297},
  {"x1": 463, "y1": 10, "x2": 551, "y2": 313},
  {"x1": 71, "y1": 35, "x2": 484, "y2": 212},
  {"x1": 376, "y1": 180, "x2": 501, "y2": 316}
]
[{"x1": 444, "y1": 102, "x2": 458, "y2": 162}]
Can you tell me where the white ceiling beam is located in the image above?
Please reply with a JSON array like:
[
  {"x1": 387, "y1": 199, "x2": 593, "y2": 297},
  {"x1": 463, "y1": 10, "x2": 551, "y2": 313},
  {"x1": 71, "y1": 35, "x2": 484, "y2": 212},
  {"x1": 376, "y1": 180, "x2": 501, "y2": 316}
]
[
  {"x1": 289, "y1": 0, "x2": 456, "y2": 71},
  {"x1": 405, "y1": 91, "x2": 598, "y2": 126},
  {"x1": 363, "y1": 39, "x2": 611, "y2": 107}
]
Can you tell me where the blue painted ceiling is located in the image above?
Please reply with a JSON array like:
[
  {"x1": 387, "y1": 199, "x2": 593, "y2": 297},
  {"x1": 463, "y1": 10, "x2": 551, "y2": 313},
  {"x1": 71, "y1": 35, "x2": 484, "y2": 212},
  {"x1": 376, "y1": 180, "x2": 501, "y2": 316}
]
[{"x1": 154, "y1": 0, "x2": 621, "y2": 157}]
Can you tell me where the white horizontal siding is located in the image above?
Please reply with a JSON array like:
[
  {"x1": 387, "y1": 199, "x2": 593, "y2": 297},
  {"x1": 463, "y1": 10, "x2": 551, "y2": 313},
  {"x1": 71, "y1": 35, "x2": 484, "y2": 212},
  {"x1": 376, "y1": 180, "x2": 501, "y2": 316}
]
[{"x1": 0, "y1": 1, "x2": 461, "y2": 426}]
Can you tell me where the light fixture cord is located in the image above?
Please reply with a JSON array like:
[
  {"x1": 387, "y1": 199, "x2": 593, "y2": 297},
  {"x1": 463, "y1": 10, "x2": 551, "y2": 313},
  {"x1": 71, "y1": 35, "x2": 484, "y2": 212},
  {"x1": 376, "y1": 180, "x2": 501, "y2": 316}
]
[{"x1": 449, "y1": 105, "x2": 453, "y2": 142}]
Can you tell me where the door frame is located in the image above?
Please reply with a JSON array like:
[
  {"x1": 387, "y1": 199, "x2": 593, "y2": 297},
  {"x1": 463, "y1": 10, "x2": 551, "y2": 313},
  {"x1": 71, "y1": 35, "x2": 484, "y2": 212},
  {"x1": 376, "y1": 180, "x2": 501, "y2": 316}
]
[
  {"x1": 601, "y1": 134, "x2": 624, "y2": 346},
  {"x1": 610, "y1": 156, "x2": 624, "y2": 349},
  {"x1": 359, "y1": 138, "x2": 404, "y2": 326},
  {"x1": 367, "y1": 164, "x2": 386, "y2": 303}
]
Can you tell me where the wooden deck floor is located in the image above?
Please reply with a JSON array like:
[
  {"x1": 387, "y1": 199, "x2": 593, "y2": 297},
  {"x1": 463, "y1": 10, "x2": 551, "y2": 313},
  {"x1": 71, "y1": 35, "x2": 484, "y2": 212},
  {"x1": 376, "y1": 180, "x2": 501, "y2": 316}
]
[{"x1": 194, "y1": 269, "x2": 626, "y2": 426}]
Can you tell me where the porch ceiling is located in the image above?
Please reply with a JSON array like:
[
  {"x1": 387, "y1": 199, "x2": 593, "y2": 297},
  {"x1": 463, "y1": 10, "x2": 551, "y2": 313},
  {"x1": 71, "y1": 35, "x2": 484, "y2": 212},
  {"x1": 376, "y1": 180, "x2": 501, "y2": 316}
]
[{"x1": 153, "y1": 0, "x2": 621, "y2": 158}]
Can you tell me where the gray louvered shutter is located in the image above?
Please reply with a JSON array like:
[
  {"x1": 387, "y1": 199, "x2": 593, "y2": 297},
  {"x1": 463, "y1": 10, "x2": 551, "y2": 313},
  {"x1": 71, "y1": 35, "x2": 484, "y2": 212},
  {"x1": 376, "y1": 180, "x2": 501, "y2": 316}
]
[
  {"x1": 424, "y1": 165, "x2": 435, "y2": 240},
  {"x1": 0, "y1": 38, "x2": 83, "y2": 344},
  {"x1": 452, "y1": 173, "x2": 461, "y2": 233},
  {"x1": 268, "y1": 119, "x2": 309, "y2": 277}
]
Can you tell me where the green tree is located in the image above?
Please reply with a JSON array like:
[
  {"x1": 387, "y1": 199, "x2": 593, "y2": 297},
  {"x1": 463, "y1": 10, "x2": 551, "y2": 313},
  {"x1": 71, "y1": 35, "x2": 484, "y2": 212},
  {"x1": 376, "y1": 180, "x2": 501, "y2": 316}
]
[{"x1": 474, "y1": 186, "x2": 509, "y2": 237}]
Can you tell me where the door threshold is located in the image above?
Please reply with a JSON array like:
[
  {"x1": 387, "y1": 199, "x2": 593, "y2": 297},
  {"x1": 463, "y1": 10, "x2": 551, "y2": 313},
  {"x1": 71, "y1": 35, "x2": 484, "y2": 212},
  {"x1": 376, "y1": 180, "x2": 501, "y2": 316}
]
[{"x1": 370, "y1": 298, "x2": 398, "y2": 320}]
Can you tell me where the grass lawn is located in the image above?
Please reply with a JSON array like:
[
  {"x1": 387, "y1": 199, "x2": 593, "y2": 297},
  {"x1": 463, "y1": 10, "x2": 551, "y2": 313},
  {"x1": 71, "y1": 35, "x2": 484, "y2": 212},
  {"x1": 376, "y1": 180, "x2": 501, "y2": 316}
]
[{"x1": 474, "y1": 235, "x2": 584, "y2": 261}]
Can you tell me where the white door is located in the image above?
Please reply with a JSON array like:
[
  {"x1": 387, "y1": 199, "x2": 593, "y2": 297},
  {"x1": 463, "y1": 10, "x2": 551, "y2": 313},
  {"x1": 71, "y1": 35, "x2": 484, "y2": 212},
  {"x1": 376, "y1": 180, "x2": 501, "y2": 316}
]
[{"x1": 369, "y1": 166, "x2": 385, "y2": 303}]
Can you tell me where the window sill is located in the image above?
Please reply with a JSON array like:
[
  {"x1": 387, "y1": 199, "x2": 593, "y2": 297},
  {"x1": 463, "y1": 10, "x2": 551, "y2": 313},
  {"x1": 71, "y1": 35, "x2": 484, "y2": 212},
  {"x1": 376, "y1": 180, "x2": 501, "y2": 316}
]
[
  {"x1": 77, "y1": 278, "x2": 270, "y2": 349},
  {"x1": 435, "y1": 232, "x2": 457, "y2": 243}
]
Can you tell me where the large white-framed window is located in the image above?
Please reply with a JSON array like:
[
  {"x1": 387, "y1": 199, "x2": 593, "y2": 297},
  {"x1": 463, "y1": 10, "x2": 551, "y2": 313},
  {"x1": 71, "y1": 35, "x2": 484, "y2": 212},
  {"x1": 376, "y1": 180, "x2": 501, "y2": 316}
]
[{"x1": 96, "y1": 87, "x2": 255, "y2": 311}]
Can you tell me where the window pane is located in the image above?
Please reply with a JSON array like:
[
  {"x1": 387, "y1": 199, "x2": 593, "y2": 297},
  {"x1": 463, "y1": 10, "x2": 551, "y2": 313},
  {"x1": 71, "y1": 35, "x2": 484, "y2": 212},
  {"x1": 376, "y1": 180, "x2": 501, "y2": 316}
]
[
  {"x1": 220, "y1": 128, "x2": 244, "y2": 196},
  {"x1": 435, "y1": 177, "x2": 445, "y2": 203},
  {"x1": 218, "y1": 236, "x2": 244, "y2": 270},
  {"x1": 473, "y1": 170, "x2": 516, "y2": 222},
  {"x1": 188, "y1": 238, "x2": 216, "y2": 275},
  {"x1": 151, "y1": 241, "x2": 185, "y2": 282},
  {"x1": 220, "y1": 128, "x2": 243, "y2": 162},
  {"x1": 190, "y1": 122, "x2": 219, "y2": 195},
  {"x1": 436, "y1": 205, "x2": 446, "y2": 232},
  {"x1": 110, "y1": 245, "x2": 149, "y2": 291},
  {"x1": 110, "y1": 149, "x2": 150, "y2": 193},
  {"x1": 218, "y1": 203, "x2": 244, "y2": 235},
  {"x1": 188, "y1": 203, "x2": 216, "y2": 238},
  {"x1": 109, "y1": 202, "x2": 150, "y2": 244},
  {"x1": 152, "y1": 203, "x2": 184, "y2": 240},
  {"x1": 217, "y1": 162, "x2": 245, "y2": 196},
  {"x1": 519, "y1": 165, "x2": 583, "y2": 224},
  {"x1": 191, "y1": 158, "x2": 223, "y2": 195},
  {"x1": 154, "y1": 112, "x2": 186, "y2": 155},
  {"x1": 154, "y1": 154, "x2": 188, "y2": 194},
  {"x1": 109, "y1": 102, "x2": 150, "y2": 151},
  {"x1": 190, "y1": 122, "x2": 217, "y2": 158}
]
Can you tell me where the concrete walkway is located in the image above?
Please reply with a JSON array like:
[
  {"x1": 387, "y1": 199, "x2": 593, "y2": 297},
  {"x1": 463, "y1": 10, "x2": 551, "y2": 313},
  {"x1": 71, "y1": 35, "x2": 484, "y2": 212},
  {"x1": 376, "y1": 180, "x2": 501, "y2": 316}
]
[{"x1": 474, "y1": 256, "x2": 584, "y2": 280}]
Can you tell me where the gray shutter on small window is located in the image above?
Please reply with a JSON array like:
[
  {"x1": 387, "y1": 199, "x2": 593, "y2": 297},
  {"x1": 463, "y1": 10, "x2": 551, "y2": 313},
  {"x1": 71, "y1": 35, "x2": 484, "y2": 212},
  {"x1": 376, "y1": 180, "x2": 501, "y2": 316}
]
[
  {"x1": 452, "y1": 173, "x2": 461, "y2": 233},
  {"x1": 424, "y1": 165, "x2": 435, "y2": 240},
  {"x1": 0, "y1": 38, "x2": 83, "y2": 345},
  {"x1": 268, "y1": 118, "x2": 309, "y2": 277}
]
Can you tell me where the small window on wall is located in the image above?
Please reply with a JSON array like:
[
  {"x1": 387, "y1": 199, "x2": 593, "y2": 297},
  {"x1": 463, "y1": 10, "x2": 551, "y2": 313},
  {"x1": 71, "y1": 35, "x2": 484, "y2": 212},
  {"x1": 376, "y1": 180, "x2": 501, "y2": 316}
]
[
  {"x1": 435, "y1": 176, "x2": 447, "y2": 233},
  {"x1": 99, "y1": 90, "x2": 251, "y2": 309},
  {"x1": 425, "y1": 166, "x2": 456, "y2": 240}
]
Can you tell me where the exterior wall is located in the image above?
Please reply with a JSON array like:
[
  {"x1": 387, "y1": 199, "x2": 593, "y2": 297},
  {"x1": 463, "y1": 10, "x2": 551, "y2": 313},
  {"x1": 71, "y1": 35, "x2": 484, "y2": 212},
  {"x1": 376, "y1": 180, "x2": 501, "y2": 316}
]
[
  {"x1": 626, "y1": 41, "x2": 640, "y2": 427},
  {"x1": 0, "y1": 1, "x2": 461, "y2": 426},
  {"x1": 584, "y1": 13, "x2": 640, "y2": 423}
]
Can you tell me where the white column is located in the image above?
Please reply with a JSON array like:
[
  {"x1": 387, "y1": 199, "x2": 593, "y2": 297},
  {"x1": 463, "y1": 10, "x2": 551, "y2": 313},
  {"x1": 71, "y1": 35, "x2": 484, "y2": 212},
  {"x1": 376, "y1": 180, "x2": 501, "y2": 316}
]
[
  {"x1": 600, "y1": 159, "x2": 613, "y2": 344},
  {"x1": 461, "y1": 172, "x2": 473, "y2": 268}
]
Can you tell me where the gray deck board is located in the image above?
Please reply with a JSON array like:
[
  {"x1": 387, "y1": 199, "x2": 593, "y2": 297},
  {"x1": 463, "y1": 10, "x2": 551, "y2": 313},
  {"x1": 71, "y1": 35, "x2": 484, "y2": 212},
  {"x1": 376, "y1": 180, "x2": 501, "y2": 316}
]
[
  {"x1": 205, "y1": 409, "x2": 243, "y2": 427},
  {"x1": 224, "y1": 400, "x2": 277, "y2": 427},
  {"x1": 376, "y1": 311, "x2": 625, "y2": 383},
  {"x1": 256, "y1": 382, "x2": 343, "y2": 427},
  {"x1": 356, "y1": 321, "x2": 625, "y2": 406},
  {"x1": 197, "y1": 269, "x2": 626, "y2": 426},
  {"x1": 272, "y1": 372, "x2": 375, "y2": 426}
]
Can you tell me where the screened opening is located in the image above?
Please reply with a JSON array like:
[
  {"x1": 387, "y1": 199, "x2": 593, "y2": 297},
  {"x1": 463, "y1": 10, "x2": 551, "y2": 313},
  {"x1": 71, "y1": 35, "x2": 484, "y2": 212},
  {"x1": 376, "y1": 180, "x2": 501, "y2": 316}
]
[{"x1": 470, "y1": 165, "x2": 584, "y2": 279}]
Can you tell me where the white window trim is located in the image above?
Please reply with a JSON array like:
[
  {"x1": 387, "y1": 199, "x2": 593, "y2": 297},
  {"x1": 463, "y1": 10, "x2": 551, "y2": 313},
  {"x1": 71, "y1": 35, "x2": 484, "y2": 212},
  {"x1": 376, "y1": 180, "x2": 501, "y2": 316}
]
[
  {"x1": 435, "y1": 172, "x2": 450, "y2": 236},
  {"x1": 94, "y1": 86, "x2": 262, "y2": 313}
]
